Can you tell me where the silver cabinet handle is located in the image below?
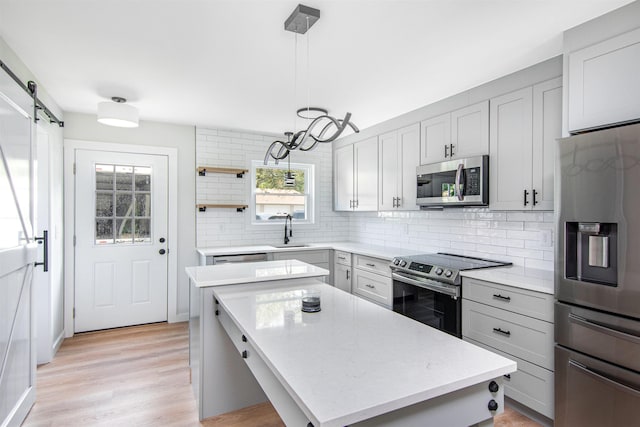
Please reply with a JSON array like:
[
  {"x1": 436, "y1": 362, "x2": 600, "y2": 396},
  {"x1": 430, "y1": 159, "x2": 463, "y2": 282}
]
[{"x1": 569, "y1": 360, "x2": 640, "y2": 397}]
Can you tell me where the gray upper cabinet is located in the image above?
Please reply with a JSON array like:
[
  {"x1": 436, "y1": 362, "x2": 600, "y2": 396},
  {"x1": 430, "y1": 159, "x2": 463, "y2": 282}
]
[
  {"x1": 567, "y1": 27, "x2": 640, "y2": 133},
  {"x1": 420, "y1": 101, "x2": 489, "y2": 165},
  {"x1": 334, "y1": 137, "x2": 378, "y2": 211},
  {"x1": 378, "y1": 123, "x2": 420, "y2": 211},
  {"x1": 490, "y1": 78, "x2": 562, "y2": 211}
]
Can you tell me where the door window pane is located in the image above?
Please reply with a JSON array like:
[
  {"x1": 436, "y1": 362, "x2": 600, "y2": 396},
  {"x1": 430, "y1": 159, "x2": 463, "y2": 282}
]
[
  {"x1": 115, "y1": 193, "x2": 134, "y2": 217},
  {"x1": 95, "y1": 163, "x2": 152, "y2": 245},
  {"x1": 96, "y1": 192, "x2": 113, "y2": 217},
  {"x1": 134, "y1": 219, "x2": 151, "y2": 242},
  {"x1": 96, "y1": 219, "x2": 114, "y2": 244}
]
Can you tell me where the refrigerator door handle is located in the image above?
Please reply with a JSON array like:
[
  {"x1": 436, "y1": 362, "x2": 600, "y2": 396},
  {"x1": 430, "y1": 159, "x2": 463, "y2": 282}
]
[
  {"x1": 569, "y1": 313, "x2": 640, "y2": 345},
  {"x1": 569, "y1": 359, "x2": 640, "y2": 397}
]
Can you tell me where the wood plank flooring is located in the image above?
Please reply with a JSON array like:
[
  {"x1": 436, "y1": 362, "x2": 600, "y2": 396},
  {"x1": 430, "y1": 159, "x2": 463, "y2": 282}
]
[{"x1": 23, "y1": 322, "x2": 541, "y2": 426}]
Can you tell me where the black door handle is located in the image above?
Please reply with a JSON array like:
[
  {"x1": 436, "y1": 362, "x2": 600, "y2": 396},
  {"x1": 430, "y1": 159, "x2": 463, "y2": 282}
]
[
  {"x1": 35, "y1": 230, "x2": 48, "y2": 272},
  {"x1": 159, "y1": 249, "x2": 166, "y2": 255},
  {"x1": 159, "y1": 237, "x2": 166, "y2": 243}
]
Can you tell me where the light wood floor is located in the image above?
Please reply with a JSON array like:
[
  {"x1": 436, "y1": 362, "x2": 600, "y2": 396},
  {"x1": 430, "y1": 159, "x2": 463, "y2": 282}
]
[{"x1": 23, "y1": 322, "x2": 541, "y2": 427}]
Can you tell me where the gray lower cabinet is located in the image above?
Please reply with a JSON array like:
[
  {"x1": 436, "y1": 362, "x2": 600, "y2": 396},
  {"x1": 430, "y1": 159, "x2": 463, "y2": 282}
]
[
  {"x1": 352, "y1": 254, "x2": 392, "y2": 308},
  {"x1": 462, "y1": 277, "x2": 555, "y2": 420},
  {"x1": 271, "y1": 250, "x2": 332, "y2": 284},
  {"x1": 333, "y1": 250, "x2": 352, "y2": 292}
]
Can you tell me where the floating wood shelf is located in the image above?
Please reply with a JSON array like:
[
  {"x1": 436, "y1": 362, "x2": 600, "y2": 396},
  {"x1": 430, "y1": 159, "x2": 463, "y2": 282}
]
[
  {"x1": 197, "y1": 204, "x2": 247, "y2": 213},
  {"x1": 197, "y1": 166, "x2": 248, "y2": 178}
]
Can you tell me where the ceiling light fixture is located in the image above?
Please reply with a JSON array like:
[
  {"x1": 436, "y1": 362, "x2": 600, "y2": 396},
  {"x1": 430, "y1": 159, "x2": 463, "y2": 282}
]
[
  {"x1": 264, "y1": 4, "x2": 359, "y2": 165},
  {"x1": 97, "y1": 96, "x2": 139, "y2": 128}
]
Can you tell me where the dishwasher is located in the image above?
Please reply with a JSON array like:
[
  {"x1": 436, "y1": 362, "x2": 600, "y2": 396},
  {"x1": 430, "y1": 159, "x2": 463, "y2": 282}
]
[{"x1": 206, "y1": 253, "x2": 268, "y2": 265}]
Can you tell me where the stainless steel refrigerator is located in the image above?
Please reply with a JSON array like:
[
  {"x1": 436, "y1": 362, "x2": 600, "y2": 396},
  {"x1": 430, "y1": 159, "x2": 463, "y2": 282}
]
[{"x1": 555, "y1": 122, "x2": 640, "y2": 426}]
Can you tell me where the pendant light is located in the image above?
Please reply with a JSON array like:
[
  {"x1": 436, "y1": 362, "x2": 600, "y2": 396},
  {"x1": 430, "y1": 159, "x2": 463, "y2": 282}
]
[
  {"x1": 264, "y1": 4, "x2": 359, "y2": 165},
  {"x1": 97, "y1": 96, "x2": 139, "y2": 128}
]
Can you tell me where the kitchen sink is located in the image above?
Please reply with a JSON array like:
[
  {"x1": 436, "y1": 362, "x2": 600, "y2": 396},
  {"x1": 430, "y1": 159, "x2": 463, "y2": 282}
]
[{"x1": 270, "y1": 244, "x2": 310, "y2": 248}]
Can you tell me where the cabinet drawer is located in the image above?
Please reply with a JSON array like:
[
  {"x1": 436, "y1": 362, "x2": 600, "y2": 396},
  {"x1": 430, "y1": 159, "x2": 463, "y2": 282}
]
[
  {"x1": 463, "y1": 278, "x2": 554, "y2": 322},
  {"x1": 462, "y1": 299, "x2": 554, "y2": 370},
  {"x1": 465, "y1": 337, "x2": 554, "y2": 419},
  {"x1": 334, "y1": 250, "x2": 352, "y2": 266},
  {"x1": 353, "y1": 269, "x2": 391, "y2": 307},
  {"x1": 353, "y1": 254, "x2": 391, "y2": 277},
  {"x1": 272, "y1": 250, "x2": 329, "y2": 264}
]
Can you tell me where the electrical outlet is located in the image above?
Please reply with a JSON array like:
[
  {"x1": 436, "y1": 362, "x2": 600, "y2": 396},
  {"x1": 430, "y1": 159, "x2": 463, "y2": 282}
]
[{"x1": 541, "y1": 230, "x2": 552, "y2": 247}]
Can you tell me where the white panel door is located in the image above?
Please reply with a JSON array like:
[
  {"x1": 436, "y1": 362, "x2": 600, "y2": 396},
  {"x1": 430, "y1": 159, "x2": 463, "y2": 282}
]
[
  {"x1": 74, "y1": 150, "x2": 168, "y2": 332},
  {"x1": 532, "y1": 77, "x2": 562, "y2": 211},
  {"x1": 0, "y1": 87, "x2": 37, "y2": 427},
  {"x1": 450, "y1": 100, "x2": 489, "y2": 159},
  {"x1": 333, "y1": 144, "x2": 354, "y2": 211},
  {"x1": 353, "y1": 137, "x2": 378, "y2": 211},
  {"x1": 420, "y1": 113, "x2": 450, "y2": 165},
  {"x1": 489, "y1": 87, "x2": 533, "y2": 210},
  {"x1": 398, "y1": 123, "x2": 420, "y2": 210},
  {"x1": 378, "y1": 130, "x2": 399, "y2": 211}
]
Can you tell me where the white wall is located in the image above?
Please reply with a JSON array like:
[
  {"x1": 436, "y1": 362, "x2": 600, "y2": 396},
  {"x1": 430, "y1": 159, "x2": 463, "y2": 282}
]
[
  {"x1": 196, "y1": 127, "x2": 351, "y2": 247},
  {"x1": 63, "y1": 112, "x2": 196, "y2": 320}
]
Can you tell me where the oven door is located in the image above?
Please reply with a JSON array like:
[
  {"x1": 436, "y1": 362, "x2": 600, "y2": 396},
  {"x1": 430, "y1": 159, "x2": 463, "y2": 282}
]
[{"x1": 391, "y1": 272, "x2": 461, "y2": 337}]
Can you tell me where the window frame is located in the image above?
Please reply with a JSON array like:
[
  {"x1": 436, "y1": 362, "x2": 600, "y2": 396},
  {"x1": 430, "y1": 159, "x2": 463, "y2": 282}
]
[{"x1": 250, "y1": 160, "x2": 315, "y2": 226}]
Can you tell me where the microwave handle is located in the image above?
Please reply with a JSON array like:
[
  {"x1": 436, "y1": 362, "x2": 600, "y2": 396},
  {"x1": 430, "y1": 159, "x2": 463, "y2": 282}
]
[{"x1": 454, "y1": 163, "x2": 464, "y2": 201}]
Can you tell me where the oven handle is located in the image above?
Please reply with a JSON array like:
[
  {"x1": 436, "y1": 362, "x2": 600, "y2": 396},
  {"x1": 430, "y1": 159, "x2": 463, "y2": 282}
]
[{"x1": 391, "y1": 272, "x2": 460, "y2": 299}]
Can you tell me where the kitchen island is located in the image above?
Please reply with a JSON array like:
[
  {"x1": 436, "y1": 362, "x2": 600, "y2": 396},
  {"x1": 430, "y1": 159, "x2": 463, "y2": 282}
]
[{"x1": 187, "y1": 260, "x2": 516, "y2": 426}]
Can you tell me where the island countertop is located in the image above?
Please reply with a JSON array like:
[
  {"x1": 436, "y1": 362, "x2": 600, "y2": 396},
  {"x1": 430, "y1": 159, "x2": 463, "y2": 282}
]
[
  {"x1": 213, "y1": 280, "x2": 517, "y2": 426},
  {"x1": 185, "y1": 259, "x2": 329, "y2": 287}
]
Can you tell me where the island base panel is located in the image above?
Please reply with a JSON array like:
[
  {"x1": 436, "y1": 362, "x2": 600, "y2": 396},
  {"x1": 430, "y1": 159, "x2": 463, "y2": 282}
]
[{"x1": 198, "y1": 286, "x2": 267, "y2": 420}]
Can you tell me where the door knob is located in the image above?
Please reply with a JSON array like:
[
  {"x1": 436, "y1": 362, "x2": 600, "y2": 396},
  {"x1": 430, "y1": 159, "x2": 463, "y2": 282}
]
[{"x1": 159, "y1": 249, "x2": 166, "y2": 255}]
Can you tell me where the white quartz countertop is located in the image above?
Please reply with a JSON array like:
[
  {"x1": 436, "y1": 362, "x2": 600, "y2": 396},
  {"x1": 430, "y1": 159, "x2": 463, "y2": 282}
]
[
  {"x1": 213, "y1": 281, "x2": 516, "y2": 427},
  {"x1": 197, "y1": 241, "x2": 422, "y2": 261},
  {"x1": 461, "y1": 265, "x2": 554, "y2": 294},
  {"x1": 185, "y1": 260, "x2": 329, "y2": 288}
]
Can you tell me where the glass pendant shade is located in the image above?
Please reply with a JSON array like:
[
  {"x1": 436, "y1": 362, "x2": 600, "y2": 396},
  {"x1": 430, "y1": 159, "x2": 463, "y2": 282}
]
[{"x1": 97, "y1": 100, "x2": 139, "y2": 128}]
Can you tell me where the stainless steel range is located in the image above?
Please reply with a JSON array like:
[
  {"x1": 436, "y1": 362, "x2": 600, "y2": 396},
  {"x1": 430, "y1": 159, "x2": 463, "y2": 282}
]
[{"x1": 390, "y1": 253, "x2": 511, "y2": 337}]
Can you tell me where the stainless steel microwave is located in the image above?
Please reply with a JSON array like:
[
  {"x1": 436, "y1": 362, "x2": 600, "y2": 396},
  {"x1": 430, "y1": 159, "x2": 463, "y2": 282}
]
[{"x1": 416, "y1": 155, "x2": 489, "y2": 207}]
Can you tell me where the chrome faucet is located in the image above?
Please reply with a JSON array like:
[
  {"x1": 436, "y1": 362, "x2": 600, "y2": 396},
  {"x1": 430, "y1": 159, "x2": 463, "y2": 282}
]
[{"x1": 284, "y1": 214, "x2": 293, "y2": 245}]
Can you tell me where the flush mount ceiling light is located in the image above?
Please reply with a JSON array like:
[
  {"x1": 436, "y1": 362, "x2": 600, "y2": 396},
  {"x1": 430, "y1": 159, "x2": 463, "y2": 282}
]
[
  {"x1": 97, "y1": 96, "x2": 139, "y2": 128},
  {"x1": 264, "y1": 4, "x2": 359, "y2": 165}
]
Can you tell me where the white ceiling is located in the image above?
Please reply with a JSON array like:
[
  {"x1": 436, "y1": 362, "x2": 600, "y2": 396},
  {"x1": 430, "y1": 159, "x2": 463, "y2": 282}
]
[{"x1": 0, "y1": 0, "x2": 633, "y2": 135}]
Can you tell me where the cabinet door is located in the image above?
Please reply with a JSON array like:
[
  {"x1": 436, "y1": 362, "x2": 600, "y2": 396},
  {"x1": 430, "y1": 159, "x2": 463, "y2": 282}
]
[
  {"x1": 568, "y1": 27, "x2": 640, "y2": 132},
  {"x1": 378, "y1": 130, "x2": 399, "y2": 211},
  {"x1": 420, "y1": 113, "x2": 450, "y2": 165},
  {"x1": 334, "y1": 144, "x2": 354, "y2": 211},
  {"x1": 397, "y1": 123, "x2": 420, "y2": 210},
  {"x1": 353, "y1": 137, "x2": 378, "y2": 211},
  {"x1": 450, "y1": 100, "x2": 489, "y2": 159},
  {"x1": 532, "y1": 78, "x2": 562, "y2": 211},
  {"x1": 489, "y1": 87, "x2": 533, "y2": 210},
  {"x1": 334, "y1": 263, "x2": 351, "y2": 293}
]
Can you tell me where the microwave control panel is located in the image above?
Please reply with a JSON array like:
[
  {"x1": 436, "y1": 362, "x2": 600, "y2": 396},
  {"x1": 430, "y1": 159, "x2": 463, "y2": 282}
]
[{"x1": 465, "y1": 167, "x2": 481, "y2": 195}]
